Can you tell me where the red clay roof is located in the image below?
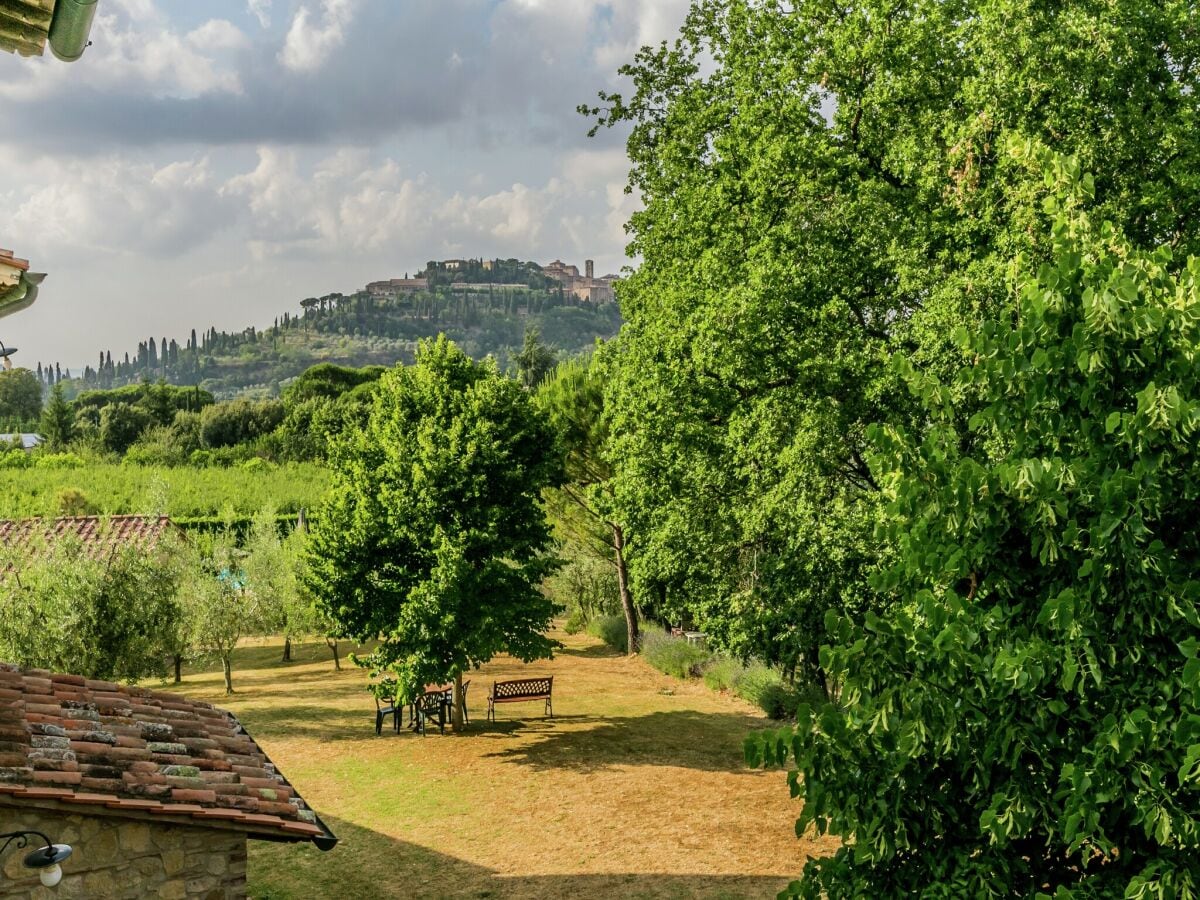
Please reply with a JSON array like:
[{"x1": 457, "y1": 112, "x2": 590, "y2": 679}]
[
  {"x1": 0, "y1": 249, "x2": 31, "y2": 271},
  {"x1": 0, "y1": 664, "x2": 335, "y2": 848},
  {"x1": 0, "y1": 516, "x2": 176, "y2": 559}
]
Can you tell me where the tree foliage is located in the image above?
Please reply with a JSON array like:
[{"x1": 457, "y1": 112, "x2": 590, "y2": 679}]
[
  {"x1": 0, "y1": 368, "x2": 42, "y2": 425},
  {"x1": 515, "y1": 326, "x2": 558, "y2": 390},
  {"x1": 182, "y1": 530, "x2": 264, "y2": 694},
  {"x1": 99, "y1": 402, "x2": 154, "y2": 454},
  {"x1": 40, "y1": 383, "x2": 76, "y2": 448},
  {"x1": 749, "y1": 156, "x2": 1200, "y2": 898},
  {"x1": 0, "y1": 531, "x2": 185, "y2": 682},
  {"x1": 305, "y1": 337, "x2": 563, "y2": 727},
  {"x1": 198, "y1": 399, "x2": 284, "y2": 449},
  {"x1": 537, "y1": 354, "x2": 638, "y2": 653},
  {"x1": 588, "y1": 0, "x2": 1200, "y2": 681},
  {"x1": 281, "y1": 363, "x2": 386, "y2": 405},
  {"x1": 243, "y1": 505, "x2": 318, "y2": 663}
]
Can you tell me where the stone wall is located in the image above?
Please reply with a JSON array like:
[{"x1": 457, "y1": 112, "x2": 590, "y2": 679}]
[{"x1": 0, "y1": 806, "x2": 247, "y2": 899}]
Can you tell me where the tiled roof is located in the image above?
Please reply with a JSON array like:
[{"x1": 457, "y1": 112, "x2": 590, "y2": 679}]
[
  {"x1": 0, "y1": 249, "x2": 31, "y2": 272},
  {"x1": 0, "y1": 0, "x2": 54, "y2": 57},
  {"x1": 0, "y1": 664, "x2": 337, "y2": 849},
  {"x1": 0, "y1": 515, "x2": 176, "y2": 559}
]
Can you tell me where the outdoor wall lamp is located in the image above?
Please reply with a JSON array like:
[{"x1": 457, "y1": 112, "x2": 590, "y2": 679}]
[{"x1": 0, "y1": 831, "x2": 73, "y2": 887}]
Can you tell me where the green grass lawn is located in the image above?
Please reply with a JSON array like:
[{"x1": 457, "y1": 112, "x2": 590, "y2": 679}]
[{"x1": 161, "y1": 628, "x2": 835, "y2": 899}]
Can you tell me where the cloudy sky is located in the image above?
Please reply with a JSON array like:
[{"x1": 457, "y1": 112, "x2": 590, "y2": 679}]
[{"x1": 0, "y1": 0, "x2": 690, "y2": 367}]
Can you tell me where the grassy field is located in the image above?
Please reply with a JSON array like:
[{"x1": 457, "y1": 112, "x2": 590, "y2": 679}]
[
  {"x1": 0, "y1": 462, "x2": 329, "y2": 519},
  {"x1": 162, "y1": 627, "x2": 836, "y2": 899}
]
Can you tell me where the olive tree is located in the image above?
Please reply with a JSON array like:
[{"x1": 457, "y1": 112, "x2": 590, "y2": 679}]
[
  {"x1": 0, "y1": 530, "x2": 185, "y2": 682},
  {"x1": 184, "y1": 531, "x2": 263, "y2": 694}
]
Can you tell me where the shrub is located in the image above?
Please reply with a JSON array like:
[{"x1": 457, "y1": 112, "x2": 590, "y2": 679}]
[
  {"x1": 734, "y1": 663, "x2": 804, "y2": 720},
  {"x1": 587, "y1": 614, "x2": 628, "y2": 653},
  {"x1": 0, "y1": 450, "x2": 31, "y2": 469},
  {"x1": 99, "y1": 402, "x2": 153, "y2": 453},
  {"x1": 702, "y1": 656, "x2": 745, "y2": 692},
  {"x1": 563, "y1": 606, "x2": 587, "y2": 635},
  {"x1": 640, "y1": 630, "x2": 710, "y2": 679},
  {"x1": 56, "y1": 488, "x2": 96, "y2": 516},
  {"x1": 199, "y1": 399, "x2": 284, "y2": 449},
  {"x1": 35, "y1": 452, "x2": 85, "y2": 469}
]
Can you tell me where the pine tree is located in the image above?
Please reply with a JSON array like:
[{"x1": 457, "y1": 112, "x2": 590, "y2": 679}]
[{"x1": 40, "y1": 382, "x2": 75, "y2": 447}]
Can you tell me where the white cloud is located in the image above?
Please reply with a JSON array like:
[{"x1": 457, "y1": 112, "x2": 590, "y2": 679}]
[
  {"x1": 219, "y1": 144, "x2": 631, "y2": 266},
  {"x1": 188, "y1": 20, "x2": 251, "y2": 53},
  {"x1": 0, "y1": 3, "x2": 245, "y2": 101},
  {"x1": 279, "y1": 0, "x2": 358, "y2": 73},
  {"x1": 247, "y1": 0, "x2": 272, "y2": 28},
  {"x1": 1, "y1": 151, "x2": 233, "y2": 258}
]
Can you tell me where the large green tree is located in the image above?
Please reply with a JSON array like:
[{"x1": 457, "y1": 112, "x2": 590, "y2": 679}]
[
  {"x1": 304, "y1": 337, "x2": 563, "y2": 731},
  {"x1": 751, "y1": 155, "x2": 1200, "y2": 897},
  {"x1": 588, "y1": 0, "x2": 1200, "y2": 681}
]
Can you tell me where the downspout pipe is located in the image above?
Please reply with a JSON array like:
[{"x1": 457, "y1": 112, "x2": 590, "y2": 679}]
[
  {"x1": 0, "y1": 273, "x2": 44, "y2": 320},
  {"x1": 48, "y1": 0, "x2": 97, "y2": 62}
]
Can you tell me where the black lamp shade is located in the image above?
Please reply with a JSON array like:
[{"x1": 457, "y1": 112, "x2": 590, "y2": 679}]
[{"x1": 23, "y1": 843, "x2": 72, "y2": 869}]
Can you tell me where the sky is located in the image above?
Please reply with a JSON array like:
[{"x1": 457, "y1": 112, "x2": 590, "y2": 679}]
[{"x1": 0, "y1": 0, "x2": 691, "y2": 367}]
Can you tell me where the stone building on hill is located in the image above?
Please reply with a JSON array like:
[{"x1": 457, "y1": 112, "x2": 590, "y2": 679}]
[
  {"x1": 364, "y1": 277, "x2": 430, "y2": 298},
  {"x1": 0, "y1": 665, "x2": 335, "y2": 898},
  {"x1": 542, "y1": 258, "x2": 617, "y2": 304}
]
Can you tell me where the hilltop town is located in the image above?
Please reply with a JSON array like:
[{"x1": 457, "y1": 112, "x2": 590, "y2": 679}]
[
  {"x1": 31, "y1": 256, "x2": 622, "y2": 399},
  {"x1": 366, "y1": 257, "x2": 618, "y2": 305}
]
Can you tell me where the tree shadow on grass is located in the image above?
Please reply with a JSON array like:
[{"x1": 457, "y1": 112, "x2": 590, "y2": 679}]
[
  {"x1": 227, "y1": 704, "x2": 384, "y2": 742},
  {"x1": 556, "y1": 641, "x2": 624, "y2": 659},
  {"x1": 251, "y1": 815, "x2": 796, "y2": 900},
  {"x1": 233, "y1": 705, "x2": 585, "y2": 744},
  {"x1": 481, "y1": 710, "x2": 767, "y2": 774}
]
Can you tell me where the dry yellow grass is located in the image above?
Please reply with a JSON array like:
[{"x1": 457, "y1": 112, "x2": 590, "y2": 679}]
[{"x1": 163, "y1": 627, "x2": 838, "y2": 899}]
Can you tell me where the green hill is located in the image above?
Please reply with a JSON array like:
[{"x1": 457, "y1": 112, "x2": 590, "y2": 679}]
[{"x1": 48, "y1": 275, "x2": 621, "y2": 398}]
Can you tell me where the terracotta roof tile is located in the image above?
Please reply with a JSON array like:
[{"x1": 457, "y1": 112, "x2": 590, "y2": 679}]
[
  {"x1": 0, "y1": 663, "x2": 336, "y2": 849},
  {"x1": 0, "y1": 516, "x2": 176, "y2": 561}
]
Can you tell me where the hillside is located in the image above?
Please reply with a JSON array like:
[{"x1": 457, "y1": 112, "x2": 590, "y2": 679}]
[{"x1": 46, "y1": 271, "x2": 622, "y2": 398}]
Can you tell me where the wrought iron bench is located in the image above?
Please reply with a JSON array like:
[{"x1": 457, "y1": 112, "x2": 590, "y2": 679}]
[{"x1": 486, "y1": 677, "x2": 553, "y2": 722}]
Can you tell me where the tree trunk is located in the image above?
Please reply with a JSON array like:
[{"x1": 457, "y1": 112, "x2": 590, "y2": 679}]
[
  {"x1": 222, "y1": 655, "x2": 233, "y2": 694},
  {"x1": 282, "y1": 637, "x2": 292, "y2": 663},
  {"x1": 452, "y1": 670, "x2": 465, "y2": 733},
  {"x1": 173, "y1": 654, "x2": 182, "y2": 684},
  {"x1": 612, "y1": 524, "x2": 638, "y2": 655},
  {"x1": 327, "y1": 638, "x2": 341, "y2": 671}
]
